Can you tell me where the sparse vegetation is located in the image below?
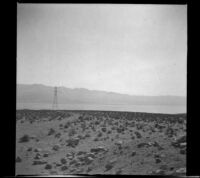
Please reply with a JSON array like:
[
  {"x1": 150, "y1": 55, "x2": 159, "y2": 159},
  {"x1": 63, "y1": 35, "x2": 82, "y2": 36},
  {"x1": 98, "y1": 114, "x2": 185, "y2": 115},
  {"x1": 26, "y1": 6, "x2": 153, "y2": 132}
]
[
  {"x1": 19, "y1": 134, "x2": 30, "y2": 143},
  {"x1": 16, "y1": 110, "x2": 186, "y2": 175}
]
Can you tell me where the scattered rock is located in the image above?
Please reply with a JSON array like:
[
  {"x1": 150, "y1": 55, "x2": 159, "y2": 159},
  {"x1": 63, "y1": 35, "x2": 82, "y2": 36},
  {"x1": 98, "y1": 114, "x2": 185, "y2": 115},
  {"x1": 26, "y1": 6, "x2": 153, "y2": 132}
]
[
  {"x1": 155, "y1": 158, "x2": 162, "y2": 164},
  {"x1": 86, "y1": 153, "x2": 96, "y2": 159},
  {"x1": 69, "y1": 159, "x2": 79, "y2": 166},
  {"x1": 159, "y1": 165, "x2": 168, "y2": 170},
  {"x1": 84, "y1": 156, "x2": 94, "y2": 164},
  {"x1": 175, "y1": 167, "x2": 186, "y2": 175},
  {"x1": 55, "y1": 133, "x2": 61, "y2": 138},
  {"x1": 50, "y1": 170, "x2": 58, "y2": 175},
  {"x1": 172, "y1": 135, "x2": 186, "y2": 148},
  {"x1": 34, "y1": 153, "x2": 41, "y2": 159},
  {"x1": 160, "y1": 154, "x2": 166, "y2": 158},
  {"x1": 153, "y1": 141, "x2": 164, "y2": 150},
  {"x1": 34, "y1": 148, "x2": 42, "y2": 152},
  {"x1": 77, "y1": 151, "x2": 86, "y2": 156},
  {"x1": 107, "y1": 130, "x2": 112, "y2": 134},
  {"x1": 124, "y1": 145, "x2": 129, "y2": 149},
  {"x1": 135, "y1": 131, "x2": 142, "y2": 139},
  {"x1": 79, "y1": 116, "x2": 83, "y2": 121},
  {"x1": 32, "y1": 160, "x2": 47, "y2": 165},
  {"x1": 131, "y1": 151, "x2": 136, "y2": 156},
  {"x1": 66, "y1": 138, "x2": 79, "y2": 148},
  {"x1": 78, "y1": 155, "x2": 94, "y2": 165},
  {"x1": 180, "y1": 149, "x2": 186, "y2": 154},
  {"x1": 116, "y1": 168, "x2": 122, "y2": 174},
  {"x1": 165, "y1": 127, "x2": 174, "y2": 137},
  {"x1": 102, "y1": 127, "x2": 107, "y2": 132},
  {"x1": 16, "y1": 111, "x2": 186, "y2": 175},
  {"x1": 66, "y1": 152, "x2": 75, "y2": 160},
  {"x1": 64, "y1": 122, "x2": 70, "y2": 129},
  {"x1": 60, "y1": 158, "x2": 67, "y2": 164},
  {"x1": 77, "y1": 135, "x2": 84, "y2": 140},
  {"x1": 68, "y1": 128, "x2": 77, "y2": 137},
  {"x1": 76, "y1": 168, "x2": 85, "y2": 174},
  {"x1": 105, "y1": 163, "x2": 114, "y2": 171},
  {"x1": 115, "y1": 140, "x2": 123, "y2": 147},
  {"x1": 97, "y1": 132, "x2": 102, "y2": 138},
  {"x1": 85, "y1": 133, "x2": 91, "y2": 138},
  {"x1": 27, "y1": 147, "x2": 32, "y2": 151},
  {"x1": 19, "y1": 134, "x2": 30, "y2": 143},
  {"x1": 86, "y1": 167, "x2": 92, "y2": 173},
  {"x1": 45, "y1": 164, "x2": 52, "y2": 170},
  {"x1": 43, "y1": 153, "x2": 49, "y2": 157},
  {"x1": 55, "y1": 163, "x2": 62, "y2": 167},
  {"x1": 109, "y1": 158, "x2": 117, "y2": 164},
  {"x1": 48, "y1": 128, "x2": 55, "y2": 136},
  {"x1": 90, "y1": 146, "x2": 107, "y2": 154},
  {"x1": 36, "y1": 138, "x2": 40, "y2": 142},
  {"x1": 152, "y1": 169, "x2": 165, "y2": 175},
  {"x1": 94, "y1": 138, "x2": 99, "y2": 141},
  {"x1": 131, "y1": 136, "x2": 135, "y2": 140},
  {"x1": 117, "y1": 128, "x2": 125, "y2": 133},
  {"x1": 52, "y1": 144, "x2": 60, "y2": 151},
  {"x1": 176, "y1": 135, "x2": 186, "y2": 143},
  {"x1": 137, "y1": 142, "x2": 149, "y2": 148},
  {"x1": 61, "y1": 165, "x2": 68, "y2": 171},
  {"x1": 154, "y1": 153, "x2": 160, "y2": 158},
  {"x1": 180, "y1": 142, "x2": 187, "y2": 148},
  {"x1": 16, "y1": 156, "x2": 22, "y2": 163}
]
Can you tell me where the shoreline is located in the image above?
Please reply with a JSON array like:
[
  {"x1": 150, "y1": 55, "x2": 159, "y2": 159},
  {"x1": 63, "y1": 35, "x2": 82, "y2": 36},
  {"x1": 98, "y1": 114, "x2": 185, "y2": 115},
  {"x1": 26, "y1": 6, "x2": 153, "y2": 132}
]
[{"x1": 16, "y1": 109, "x2": 187, "y2": 115}]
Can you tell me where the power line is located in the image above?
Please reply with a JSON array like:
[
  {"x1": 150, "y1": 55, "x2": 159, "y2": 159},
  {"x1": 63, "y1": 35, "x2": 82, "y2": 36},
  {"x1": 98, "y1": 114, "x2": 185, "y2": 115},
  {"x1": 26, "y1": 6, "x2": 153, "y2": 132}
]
[{"x1": 52, "y1": 86, "x2": 58, "y2": 110}]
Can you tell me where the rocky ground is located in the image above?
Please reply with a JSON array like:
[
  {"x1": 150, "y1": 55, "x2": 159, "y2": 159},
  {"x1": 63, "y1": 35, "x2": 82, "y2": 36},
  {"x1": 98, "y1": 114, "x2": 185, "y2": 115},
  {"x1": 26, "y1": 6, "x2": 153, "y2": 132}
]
[{"x1": 16, "y1": 110, "x2": 186, "y2": 176}]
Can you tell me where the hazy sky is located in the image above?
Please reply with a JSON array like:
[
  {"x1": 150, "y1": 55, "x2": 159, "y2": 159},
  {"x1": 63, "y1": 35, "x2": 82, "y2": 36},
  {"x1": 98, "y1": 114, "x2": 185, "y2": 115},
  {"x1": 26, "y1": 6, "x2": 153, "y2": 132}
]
[{"x1": 17, "y1": 4, "x2": 187, "y2": 96}]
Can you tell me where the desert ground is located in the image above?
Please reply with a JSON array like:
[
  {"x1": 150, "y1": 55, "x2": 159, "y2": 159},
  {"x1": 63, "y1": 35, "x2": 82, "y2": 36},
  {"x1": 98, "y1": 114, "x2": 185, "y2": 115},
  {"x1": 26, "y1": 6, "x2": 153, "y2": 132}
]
[{"x1": 16, "y1": 110, "x2": 186, "y2": 176}]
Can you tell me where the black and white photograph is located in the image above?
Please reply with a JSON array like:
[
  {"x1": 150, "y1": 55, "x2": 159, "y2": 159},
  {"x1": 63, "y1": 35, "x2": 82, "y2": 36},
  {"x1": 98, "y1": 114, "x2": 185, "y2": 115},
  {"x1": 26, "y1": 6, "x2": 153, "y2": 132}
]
[{"x1": 16, "y1": 3, "x2": 187, "y2": 175}]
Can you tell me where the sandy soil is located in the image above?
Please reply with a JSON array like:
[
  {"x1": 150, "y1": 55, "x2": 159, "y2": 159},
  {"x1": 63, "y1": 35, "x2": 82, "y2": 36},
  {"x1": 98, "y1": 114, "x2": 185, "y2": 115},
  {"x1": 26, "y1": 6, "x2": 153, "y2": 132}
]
[{"x1": 16, "y1": 110, "x2": 186, "y2": 175}]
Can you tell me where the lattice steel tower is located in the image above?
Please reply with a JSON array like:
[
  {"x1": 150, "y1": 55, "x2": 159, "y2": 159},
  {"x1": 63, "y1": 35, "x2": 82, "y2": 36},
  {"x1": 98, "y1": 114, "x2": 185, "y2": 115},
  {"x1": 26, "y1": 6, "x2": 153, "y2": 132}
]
[{"x1": 52, "y1": 86, "x2": 58, "y2": 110}]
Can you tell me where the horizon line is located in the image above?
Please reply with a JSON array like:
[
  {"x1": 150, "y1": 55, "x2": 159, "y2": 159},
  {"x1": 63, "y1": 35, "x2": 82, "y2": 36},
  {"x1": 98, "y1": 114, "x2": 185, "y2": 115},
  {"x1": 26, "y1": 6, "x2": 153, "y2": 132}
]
[{"x1": 17, "y1": 83, "x2": 187, "y2": 98}]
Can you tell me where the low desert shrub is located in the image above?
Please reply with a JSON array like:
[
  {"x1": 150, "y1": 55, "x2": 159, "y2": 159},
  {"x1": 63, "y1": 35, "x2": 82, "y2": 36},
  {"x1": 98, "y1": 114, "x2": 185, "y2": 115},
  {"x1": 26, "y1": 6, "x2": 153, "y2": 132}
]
[{"x1": 19, "y1": 134, "x2": 30, "y2": 143}]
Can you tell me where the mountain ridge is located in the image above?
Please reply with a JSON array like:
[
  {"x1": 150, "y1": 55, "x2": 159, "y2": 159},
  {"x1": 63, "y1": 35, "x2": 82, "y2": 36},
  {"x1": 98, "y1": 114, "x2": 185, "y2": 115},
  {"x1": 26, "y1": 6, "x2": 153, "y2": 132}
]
[
  {"x1": 17, "y1": 84, "x2": 186, "y2": 106},
  {"x1": 17, "y1": 83, "x2": 186, "y2": 98}
]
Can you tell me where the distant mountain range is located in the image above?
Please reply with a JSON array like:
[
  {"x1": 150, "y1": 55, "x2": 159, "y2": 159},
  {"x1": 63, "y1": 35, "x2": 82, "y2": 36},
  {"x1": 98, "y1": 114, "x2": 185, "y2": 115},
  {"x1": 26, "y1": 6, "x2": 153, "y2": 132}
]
[{"x1": 17, "y1": 84, "x2": 186, "y2": 106}]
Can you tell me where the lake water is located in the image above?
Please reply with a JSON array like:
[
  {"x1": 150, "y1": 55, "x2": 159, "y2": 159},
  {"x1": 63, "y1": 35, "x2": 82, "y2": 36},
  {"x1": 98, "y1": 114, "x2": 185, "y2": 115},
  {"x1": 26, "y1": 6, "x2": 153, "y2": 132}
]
[{"x1": 17, "y1": 103, "x2": 186, "y2": 114}]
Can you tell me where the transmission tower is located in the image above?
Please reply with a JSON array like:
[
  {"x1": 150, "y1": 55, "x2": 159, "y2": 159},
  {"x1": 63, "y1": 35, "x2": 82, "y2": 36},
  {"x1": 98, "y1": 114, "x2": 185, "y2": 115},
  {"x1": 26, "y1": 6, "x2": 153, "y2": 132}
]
[{"x1": 52, "y1": 86, "x2": 58, "y2": 110}]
